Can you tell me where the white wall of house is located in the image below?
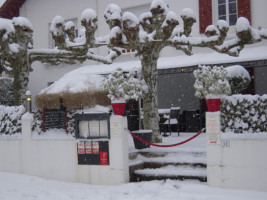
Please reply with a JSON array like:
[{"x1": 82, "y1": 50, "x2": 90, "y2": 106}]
[{"x1": 18, "y1": 0, "x2": 267, "y2": 107}]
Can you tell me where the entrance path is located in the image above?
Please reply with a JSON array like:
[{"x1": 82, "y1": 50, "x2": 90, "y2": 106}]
[{"x1": 128, "y1": 132, "x2": 207, "y2": 182}]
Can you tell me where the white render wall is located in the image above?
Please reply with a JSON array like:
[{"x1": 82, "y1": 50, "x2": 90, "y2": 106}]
[
  {"x1": 206, "y1": 112, "x2": 267, "y2": 192},
  {"x1": 0, "y1": 115, "x2": 129, "y2": 185}
]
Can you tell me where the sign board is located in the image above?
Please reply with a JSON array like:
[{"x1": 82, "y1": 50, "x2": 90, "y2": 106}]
[
  {"x1": 77, "y1": 141, "x2": 109, "y2": 165},
  {"x1": 206, "y1": 113, "x2": 221, "y2": 145},
  {"x1": 43, "y1": 108, "x2": 66, "y2": 131}
]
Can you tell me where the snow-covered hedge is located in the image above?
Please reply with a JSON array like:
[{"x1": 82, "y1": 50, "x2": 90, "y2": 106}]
[
  {"x1": 0, "y1": 105, "x2": 25, "y2": 135},
  {"x1": 221, "y1": 95, "x2": 267, "y2": 133}
]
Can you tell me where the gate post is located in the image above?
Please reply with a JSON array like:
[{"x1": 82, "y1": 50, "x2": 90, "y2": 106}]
[{"x1": 108, "y1": 115, "x2": 129, "y2": 184}]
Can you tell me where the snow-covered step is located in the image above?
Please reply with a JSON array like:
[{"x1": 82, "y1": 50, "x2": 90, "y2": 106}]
[
  {"x1": 134, "y1": 165, "x2": 207, "y2": 182},
  {"x1": 143, "y1": 152, "x2": 206, "y2": 167}
]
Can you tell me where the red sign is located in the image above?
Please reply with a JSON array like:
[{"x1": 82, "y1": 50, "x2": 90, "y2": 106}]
[
  {"x1": 85, "y1": 142, "x2": 92, "y2": 154},
  {"x1": 92, "y1": 141, "x2": 99, "y2": 154},
  {"x1": 78, "y1": 141, "x2": 85, "y2": 154},
  {"x1": 100, "y1": 152, "x2": 108, "y2": 165}
]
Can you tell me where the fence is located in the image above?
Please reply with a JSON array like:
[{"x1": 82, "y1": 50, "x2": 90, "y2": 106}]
[
  {"x1": 0, "y1": 113, "x2": 129, "y2": 185},
  {"x1": 206, "y1": 112, "x2": 267, "y2": 192}
]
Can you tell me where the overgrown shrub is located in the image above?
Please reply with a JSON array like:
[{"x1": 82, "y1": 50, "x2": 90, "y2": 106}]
[
  {"x1": 221, "y1": 95, "x2": 267, "y2": 133},
  {"x1": 0, "y1": 105, "x2": 25, "y2": 135}
]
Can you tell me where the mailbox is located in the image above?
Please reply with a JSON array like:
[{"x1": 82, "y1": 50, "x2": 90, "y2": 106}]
[{"x1": 74, "y1": 113, "x2": 110, "y2": 165}]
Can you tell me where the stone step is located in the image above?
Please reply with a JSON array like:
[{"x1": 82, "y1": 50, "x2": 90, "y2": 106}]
[{"x1": 133, "y1": 165, "x2": 207, "y2": 182}]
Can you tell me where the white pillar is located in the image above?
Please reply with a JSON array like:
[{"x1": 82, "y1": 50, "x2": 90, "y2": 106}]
[
  {"x1": 93, "y1": 115, "x2": 129, "y2": 185},
  {"x1": 21, "y1": 112, "x2": 33, "y2": 141},
  {"x1": 206, "y1": 112, "x2": 223, "y2": 187}
]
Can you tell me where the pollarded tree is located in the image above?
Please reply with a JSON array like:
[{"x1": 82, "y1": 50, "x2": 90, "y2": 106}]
[
  {"x1": 1, "y1": 0, "x2": 267, "y2": 143},
  {"x1": 103, "y1": 1, "x2": 267, "y2": 142}
]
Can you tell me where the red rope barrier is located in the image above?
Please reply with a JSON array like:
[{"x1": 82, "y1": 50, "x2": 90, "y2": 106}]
[{"x1": 129, "y1": 130, "x2": 204, "y2": 148}]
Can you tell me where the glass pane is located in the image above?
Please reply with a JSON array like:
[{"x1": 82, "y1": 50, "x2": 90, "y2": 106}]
[
  {"x1": 219, "y1": 16, "x2": 226, "y2": 21},
  {"x1": 89, "y1": 120, "x2": 100, "y2": 137},
  {"x1": 99, "y1": 120, "x2": 108, "y2": 137},
  {"x1": 229, "y1": 14, "x2": 237, "y2": 25},
  {"x1": 218, "y1": 5, "x2": 226, "y2": 16},
  {"x1": 79, "y1": 121, "x2": 89, "y2": 138},
  {"x1": 229, "y1": 0, "x2": 236, "y2": 3},
  {"x1": 218, "y1": 0, "x2": 226, "y2": 4},
  {"x1": 229, "y1": 2, "x2": 237, "y2": 14}
]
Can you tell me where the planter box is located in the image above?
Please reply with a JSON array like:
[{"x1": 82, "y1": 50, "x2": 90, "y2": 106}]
[
  {"x1": 206, "y1": 99, "x2": 221, "y2": 112},
  {"x1": 112, "y1": 102, "x2": 126, "y2": 116}
]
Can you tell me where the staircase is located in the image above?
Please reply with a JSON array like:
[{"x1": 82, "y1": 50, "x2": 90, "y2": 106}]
[{"x1": 129, "y1": 150, "x2": 207, "y2": 182}]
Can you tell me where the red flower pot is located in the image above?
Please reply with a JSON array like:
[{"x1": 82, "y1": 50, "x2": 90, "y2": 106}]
[
  {"x1": 112, "y1": 102, "x2": 126, "y2": 116},
  {"x1": 206, "y1": 99, "x2": 221, "y2": 112}
]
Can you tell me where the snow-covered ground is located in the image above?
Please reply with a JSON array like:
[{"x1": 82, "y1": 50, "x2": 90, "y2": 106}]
[
  {"x1": 1, "y1": 171, "x2": 267, "y2": 200},
  {"x1": 1, "y1": 132, "x2": 267, "y2": 199}
]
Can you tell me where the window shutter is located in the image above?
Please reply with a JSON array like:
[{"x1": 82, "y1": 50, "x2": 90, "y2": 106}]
[
  {"x1": 238, "y1": 0, "x2": 251, "y2": 23},
  {"x1": 199, "y1": 0, "x2": 212, "y2": 34}
]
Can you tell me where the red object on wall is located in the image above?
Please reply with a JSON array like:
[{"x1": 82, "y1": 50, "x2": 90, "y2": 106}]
[
  {"x1": 238, "y1": 0, "x2": 251, "y2": 23},
  {"x1": 199, "y1": 0, "x2": 212, "y2": 34},
  {"x1": 206, "y1": 99, "x2": 221, "y2": 112},
  {"x1": 100, "y1": 152, "x2": 109, "y2": 165}
]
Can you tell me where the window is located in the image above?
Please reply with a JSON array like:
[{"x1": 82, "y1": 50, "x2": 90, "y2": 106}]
[
  {"x1": 218, "y1": 0, "x2": 238, "y2": 26},
  {"x1": 74, "y1": 113, "x2": 110, "y2": 139}
]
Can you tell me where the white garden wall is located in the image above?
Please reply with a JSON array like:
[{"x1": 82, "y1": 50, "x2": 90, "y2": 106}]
[
  {"x1": 0, "y1": 114, "x2": 129, "y2": 185},
  {"x1": 206, "y1": 112, "x2": 267, "y2": 192}
]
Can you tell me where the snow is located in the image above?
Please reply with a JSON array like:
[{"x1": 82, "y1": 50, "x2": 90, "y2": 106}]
[
  {"x1": 0, "y1": 18, "x2": 14, "y2": 39},
  {"x1": 104, "y1": 3, "x2": 121, "y2": 20},
  {"x1": 226, "y1": 65, "x2": 251, "y2": 80},
  {"x1": 12, "y1": 17, "x2": 33, "y2": 30},
  {"x1": 32, "y1": 128, "x2": 75, "y2": 140},
  {"x1": 122, "y1": 12, "x2": 139, "y2": 27},
  {"x1": 217, "y1": 20, "x2": 229, "y2": 30},
  {"x1": 50, "y1": 15, "x2": 65, "y2": 35},
  {"x1": 65, "y1": 21, "x2": 74, "y2": 30},
  {"x1": 0, "y1": 172, "x2": 265, "y2": 200},
  {"x1": 181, "y1": 8, "x2": 196, "y2": 20},
  {"x1": 21, "y1": 112, "x2": 33, "y2": 121},
  {"x1": 81, "y1": 8, "x2": 97, "y2": 22},
  {"x1": 37, "y1": 45, "x2": 267, "y2": 95},
  {"x1": 39, "y1": 74, "x2": 105, "y2": 95},
  {"x1": 236, "y1": 17, "x2": 250, "y2": 32},
  {"x1": 1, "y1": 132, "x2": 267, "y2": 200},
  {"x1": 150, "y1": 0, "x2": 169, "y2": 14}
]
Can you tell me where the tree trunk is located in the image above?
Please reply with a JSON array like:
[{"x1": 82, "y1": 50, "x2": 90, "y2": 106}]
[{"x1": 140, "y1": 49, "x2": 162, "y2": 143}]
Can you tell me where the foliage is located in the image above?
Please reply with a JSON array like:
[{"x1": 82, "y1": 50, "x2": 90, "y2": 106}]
[
  {"x1": 102, "y1": 68, "x2": 147, "y2": 102},
  {"x1": 0, "y1": 77, "x2": 14, "y2": 106},
  {"x1": 32, "y1": 108, "x2": 76, "y2": 137},
  {"x1": 221, "y1": 95, "x2": 267, "y2": 133},
  {"x1": 0, "y1": 105, "x2": 25, "y2": 135},
  {"x1": 193, "y1": 65, "x2": 231, "y2": 99},
  {"x1": 225, "y1": 65, "x2": 251, "y2": 94}
]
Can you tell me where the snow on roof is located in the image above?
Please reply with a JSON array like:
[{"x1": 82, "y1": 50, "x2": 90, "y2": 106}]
[
  {"x1": 40, "y1": 74, "x2": 105, "y2": 95},
  {"x1": 39, "y1": 45, "x2": 267, "y2": 95}
]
